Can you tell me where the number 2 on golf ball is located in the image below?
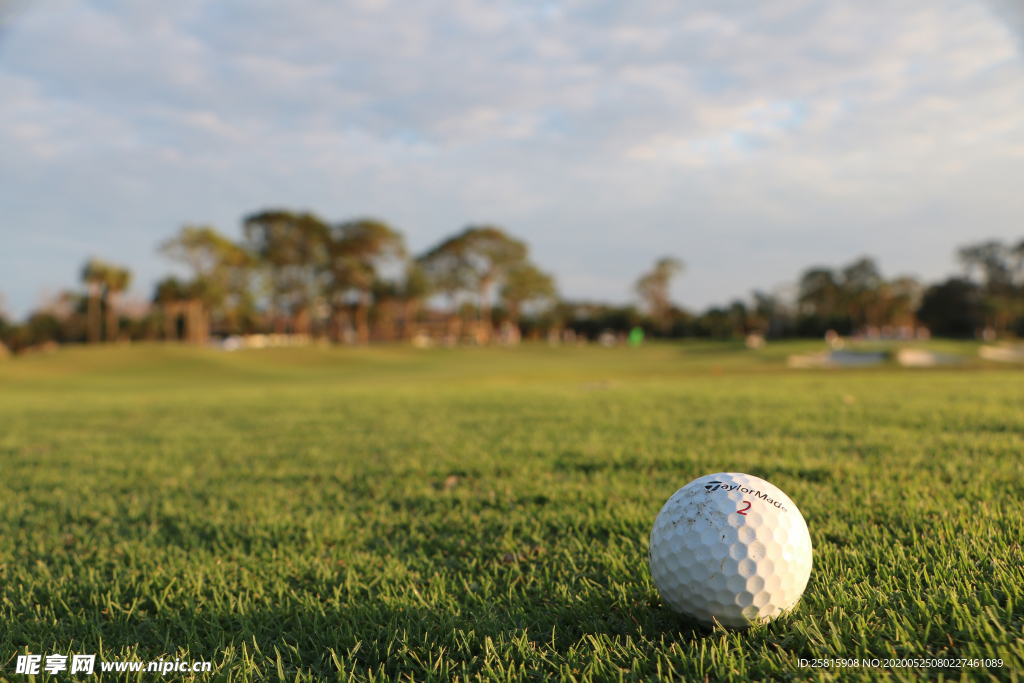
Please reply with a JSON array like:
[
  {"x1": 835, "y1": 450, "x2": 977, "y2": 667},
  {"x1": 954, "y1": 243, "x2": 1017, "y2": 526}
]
[{"x1": 648, "y1": 472, "x2": 813, "y2": 628}]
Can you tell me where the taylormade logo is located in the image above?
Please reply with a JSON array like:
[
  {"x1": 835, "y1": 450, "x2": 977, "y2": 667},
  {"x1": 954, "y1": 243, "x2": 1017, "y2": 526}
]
[{"x1": 703, "y1": 481, "x2": 788, "y2": 512}]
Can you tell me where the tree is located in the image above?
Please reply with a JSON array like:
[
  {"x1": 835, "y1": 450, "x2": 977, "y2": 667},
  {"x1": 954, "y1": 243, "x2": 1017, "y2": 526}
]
[
  {"x1": 153, "y1": 276, "x2": 195, "y2": 342},
  {"x1": 400, "y1": 262, "x2": 432, "y2": 339},
  {"x1": 728, "y1": 300, "x2": 749, "y2": 336},
  {"x1": 0, "y1": 293, "x2": 11, "y2": 353},
  {"x1": 958, "y1": 239, "x2": 1023, "y2": 334},
  {"x1": 458, "y1": 227, "x2": 527, "y2": 333},
  {"x1": 419, "y1": 226, "x2": 527, "y2": 340},
  {"x1": 959, "y1": 241, "x2": 1016, "y2": 288},
  {"x1": 244, "y1": 211, "x2": 331, "y2": 334},
  {"x1": 750, "y1": 290, "x2": 792, "y2": 338},
  {"x1": 371, "y1": 278, "x2": 401, "y2": 341},
  {"x1": 839, "y1": 257, "x2": 882, "y2": 327},
  {"x1": 877, "y1": 276, "x2": 921, "y2": 329},
  {"x1": 417, "y1": 240, "x2": 472, "y2": 338},
  {"x1": 154, "y1": 277, "x2": 192, "y2": 305},
  {"x1": 917, "y1": 278, "x2": 982, "y2": 338},
  {"x1": 636, "y1": 257, "x2": 684, "y2": 333},
  {"x1": 501, "y1": 263, "x2": 556, "y2": 325},
  {"x1": 695, "y1": 307, "x2": 733, "y2": 339},
  {"x1": 160, "y1": 225, "x2": 256, "y2": 335},
  {"x1": 798, "y1": 268, "x2": 841, "y2": 319},
  {"x1": 798, "y1": 258, "x2": 923, "y2": 334},
  {"x1": 328, "y1": 219, "x2": 405, "y2": 344},
  {"x1": 80, "y1": 259, "x2": 111, "y2": 344},
  {"x1": 103, "y1": 266, "x2": 132, "y2": 342}
]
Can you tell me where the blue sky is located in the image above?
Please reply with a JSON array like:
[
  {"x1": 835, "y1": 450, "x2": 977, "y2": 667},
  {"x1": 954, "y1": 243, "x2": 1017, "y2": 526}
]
[{"x1": 2, "y1": 0, "x2": 1024, "y2": 319}]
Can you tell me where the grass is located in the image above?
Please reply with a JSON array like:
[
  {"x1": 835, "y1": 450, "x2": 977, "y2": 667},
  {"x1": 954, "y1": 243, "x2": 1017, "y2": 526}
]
[{"x1": 0, "y1": 340, "x2": 1021, "y2": 682}]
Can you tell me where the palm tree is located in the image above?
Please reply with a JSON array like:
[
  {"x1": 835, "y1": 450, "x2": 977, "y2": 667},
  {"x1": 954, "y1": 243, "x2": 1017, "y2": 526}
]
[
  {"x1": 80, "y1": 259, "x2": 110, "y2": 344},
  {"x1": 103, "y1": 266, "x2": 132, "y2": 342}
]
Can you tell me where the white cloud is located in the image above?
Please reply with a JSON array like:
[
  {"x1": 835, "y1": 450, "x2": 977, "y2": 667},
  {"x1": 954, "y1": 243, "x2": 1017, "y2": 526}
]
[{"x1": 0, "y1": 0, "x2": 1023, "y2": 317}]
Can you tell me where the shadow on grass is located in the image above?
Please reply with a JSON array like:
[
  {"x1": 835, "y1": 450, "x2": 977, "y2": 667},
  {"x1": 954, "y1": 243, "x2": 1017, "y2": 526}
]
[{"x1": 73, "y1": 594, "x2": 809, "y2": 681}]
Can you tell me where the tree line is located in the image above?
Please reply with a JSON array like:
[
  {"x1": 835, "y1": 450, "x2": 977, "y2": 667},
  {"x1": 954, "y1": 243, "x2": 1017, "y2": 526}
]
[
  {"x1": 2, "y1": 211, "x2": 558, "y2": 351},
  {"x1": 0, "y1": 209, "x2": 1021, "y2": 353}
]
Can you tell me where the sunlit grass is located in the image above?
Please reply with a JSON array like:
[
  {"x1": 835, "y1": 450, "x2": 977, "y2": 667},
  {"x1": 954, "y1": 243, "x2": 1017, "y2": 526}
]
[{"x1": 0, "y1": 341, "x2": 1021, "y2": 681}]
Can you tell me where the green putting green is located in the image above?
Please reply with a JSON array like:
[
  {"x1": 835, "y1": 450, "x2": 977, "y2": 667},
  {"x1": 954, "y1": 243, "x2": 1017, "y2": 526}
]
[{"x1": 0, "y1": 341, "x2": 1020, "y2": 681}]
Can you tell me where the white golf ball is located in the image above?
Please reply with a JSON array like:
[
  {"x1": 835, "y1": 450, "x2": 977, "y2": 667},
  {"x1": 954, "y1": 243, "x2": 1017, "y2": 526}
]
[{"x1": 648, "y1": 472, "x2": 813, "y2": 628}]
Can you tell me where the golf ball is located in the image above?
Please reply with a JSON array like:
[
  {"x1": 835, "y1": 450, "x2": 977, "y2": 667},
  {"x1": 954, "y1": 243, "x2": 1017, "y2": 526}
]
[{"x1": 648, "y1": 472, "x2": 812, "y2": 628}]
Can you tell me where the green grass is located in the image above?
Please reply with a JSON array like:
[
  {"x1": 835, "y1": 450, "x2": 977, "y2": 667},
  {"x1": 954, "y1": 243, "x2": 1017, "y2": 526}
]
[{"x1": 0, "y1": 341, "x2": 1021, "y2": 682}]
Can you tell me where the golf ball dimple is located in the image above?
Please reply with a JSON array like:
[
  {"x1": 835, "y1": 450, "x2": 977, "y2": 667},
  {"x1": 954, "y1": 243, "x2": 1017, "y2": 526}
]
[{"x1": 648, "y1": 472, "x2": 813, "y2": 629}]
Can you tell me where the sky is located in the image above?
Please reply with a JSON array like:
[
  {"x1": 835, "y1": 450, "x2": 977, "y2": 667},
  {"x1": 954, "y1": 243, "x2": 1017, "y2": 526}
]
[{"x1": 2, "y1": 0, "x2": 1024, "y2": 319}]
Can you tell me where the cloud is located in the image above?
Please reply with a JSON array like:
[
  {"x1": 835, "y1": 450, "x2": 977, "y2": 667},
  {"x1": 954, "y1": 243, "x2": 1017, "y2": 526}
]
[{"x1": 0, "y1": 0, "x2": 1023, "y2": 317}]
